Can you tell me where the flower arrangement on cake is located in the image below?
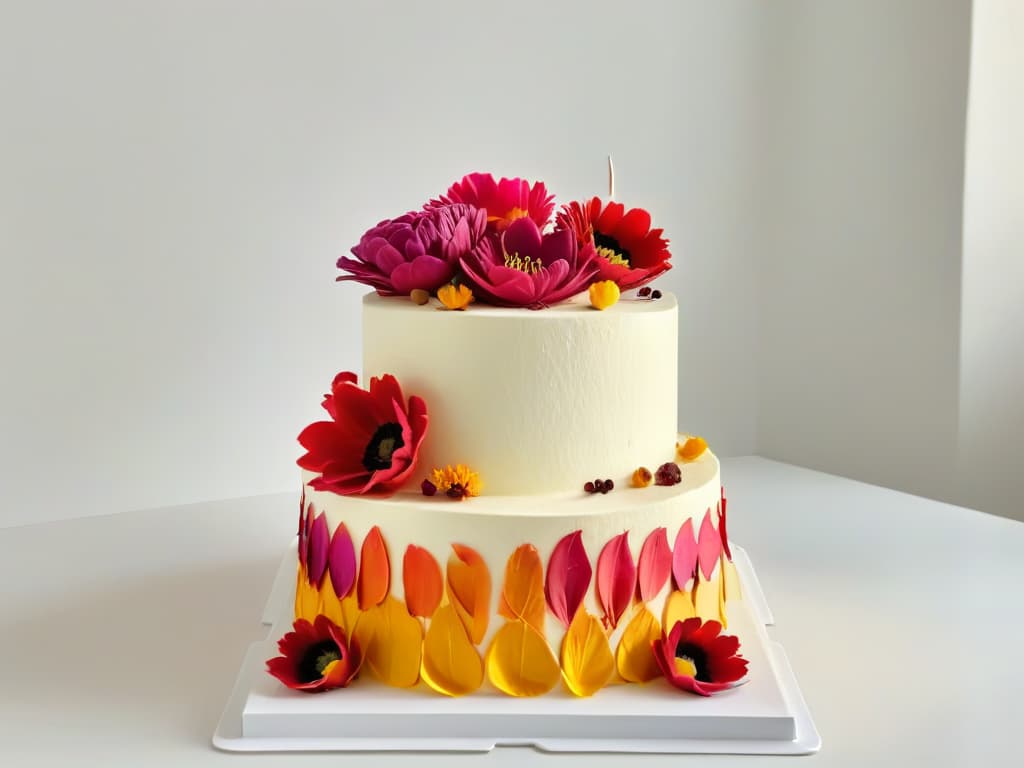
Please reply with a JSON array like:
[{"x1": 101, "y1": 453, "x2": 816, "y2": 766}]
[{"x1": 336, "y1": 170, "x2": 672, "y2": 311}]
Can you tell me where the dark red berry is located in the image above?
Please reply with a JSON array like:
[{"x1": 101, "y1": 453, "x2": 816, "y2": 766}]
[
  {"x1": 604, "y1": 479, "x2": 614, "y2": 491},
  {"x1": 651, "y1": 289, "x2": 662, "y2": 300},
  {"x1": 446, "y1": 483, "x2": 466, "y2": 499},
  {"x1": 584, "y1": 481, "x2": 595, "y2": 493},
  {"x1": 638, "y1": 287, "x2": 652, "y2": 297},
  {"x1": 654, "y1": 462, "x2": 682, "y2": 486},
  {"x1": 421, "y1": 479, "x2": 437, "y2": 496},
  {"x1": 594, "y1": 479, "x2": 605, "y2": 493}
]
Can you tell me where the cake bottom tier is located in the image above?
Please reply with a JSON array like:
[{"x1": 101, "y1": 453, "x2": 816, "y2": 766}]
[{"x1": 291, "y1": 445, "x2": 743, "y2": 699}]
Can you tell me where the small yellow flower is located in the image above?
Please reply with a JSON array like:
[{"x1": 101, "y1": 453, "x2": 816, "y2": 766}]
[
  {"x1": 677, "y1": 436, "x2": 709, "y2": 462},
  {"x1": 437, "y1": 283, "x2": 474, "y2": 311},
  {"x1": 631, "y1": 467, "x2": 653, "y2": 488},
  {"x1": 430, "y1": 464, "x2": 482, "y2": 499},
  {"x1": 589, "y1": 280, "x2": 620, "y2": 310}
]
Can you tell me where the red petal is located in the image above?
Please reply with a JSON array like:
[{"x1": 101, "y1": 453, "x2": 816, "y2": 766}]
[
  {"x1": 616, "y1": 207, "x2": 652, "y2": 241},
  {"x1": 719, "y1": 488, "x2": 733, "y2": 560},
  {"x1": 544, "y1": 531, "x2": 592, "y2": 627},
  {"x1": 596, "y1": 531, "x2": 636, "y2": 629},
  {"x1": 672, "y1": 519, "x2": 698, "y2": 589},
  {"x1": 637, "y1": 527, "x2": 672, "y2": 602},
  {"x1": 697, "y1": 509, "x2": 722, "y2": 582}
]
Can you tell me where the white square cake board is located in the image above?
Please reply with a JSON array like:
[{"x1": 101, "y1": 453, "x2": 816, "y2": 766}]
[{"x1": 213, "y1": 544, "x2": 820, "y2": 755}]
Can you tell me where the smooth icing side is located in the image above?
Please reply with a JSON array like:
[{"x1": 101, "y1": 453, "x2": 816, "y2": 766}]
[
  {"x1": 300, "y1": 446, "x2": 727, "y2": 655},
  {"x1": 361, "y1": 291, "x2": 678, "y2": 496}
]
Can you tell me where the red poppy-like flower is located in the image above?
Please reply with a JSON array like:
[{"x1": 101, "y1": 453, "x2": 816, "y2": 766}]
[
  {"x1": 266, "y1": 615, "x2": 361, "y2": 692},
  {"x1": 428, "y1": 172, "x2": 555, "y2": 232},
  {"x1": 297, "y1": 372, "x2": 428, "y2": 495},
  {"x1": 459, "y1": 217, "x2": 599, "y2": 309},
  {"x1": 336, "y1": 204, "x2": 488, "y2": 296},
  {"x1": 652, "y1": 618, "x2": 748, "y2": 696},
  {"x1": 556, "y1": 197, "x2": 671, "y2": 291}
]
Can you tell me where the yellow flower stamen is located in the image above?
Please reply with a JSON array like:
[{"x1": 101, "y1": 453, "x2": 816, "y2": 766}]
[
  {"x1": 674, "y1": 655, "x2": 698, "y2": 678},
  {"x1": 437, "y1": 283, "x2": 474, "y2": 311},
  {"x1": 430, "y1": 464, "x2": 482, "y2": 499},
  {"x1": 589, "y1": 280, "x2": 620, "y2": 310},
  {"x1": 596, "y1": 246, "x2": 630, "y2": 267},
  {"x1": 503, "y1": 252, "x2": 543, "y2": 274}
]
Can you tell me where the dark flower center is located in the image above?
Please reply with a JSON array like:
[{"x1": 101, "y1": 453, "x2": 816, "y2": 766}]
[
  {"x1": 363, "y1": 422, "x2": 404, "y2": 472},
  {"x1": 594, "y1": 232, "x2": 631, "y2": 267},
  {"x1": 298, "y1": 640, "x2": 343, "y2": 683},
  {"x1": 674, "y1": 641, "x2": 711, "y2": 682}
]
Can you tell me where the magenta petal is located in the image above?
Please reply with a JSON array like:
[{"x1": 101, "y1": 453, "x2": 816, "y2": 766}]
[
  {"x1": 328, "y1": 522, "x2": 357, "y2": 598},
  {"x1": 545, "y1": 530, "x2": 592, "y2": 627},
  {"x1": 308, "y1": 512, "x2": 329, "y2": 587},
  {"x1": 697, "y1": 509, "x2": 723, "y2": 582},
  {"x1": 596, "y1": 531, "x2": 636, "y2": 629},
  {"x1": 502, "y1": 217, "x2": 543, "y2": 259},
  {"x1": 389, "y1": 255, "x2": 453, "y2": 294},
  {"x1": 672, "y1": 519, "x2": 698, "y2": 589},
  {"x1": 637, "y1": 527, "x2": 672, "y2": 602},
  {"x1": 538, "y1": 228, "x2": 573, "y2": 267}
]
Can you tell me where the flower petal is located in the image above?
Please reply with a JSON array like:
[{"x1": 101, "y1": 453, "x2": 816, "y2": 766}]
[
  {"x1": 561, "y1": 609, "x2": 614, "y2": 697},
  {"x1": 663, "y1": 588, "x2": 696, "y2": 630},
  {"x1": 697, "y1": 509, "x2": 723, "y2": 582},
  {"x1": 596, "y1": 531, "x2": 636, "y2": 630},
  {"x1": 484, "y1": 620, "x2": 560, "y2": 697},
  {"x1": 420, "y1": 603, "x2": 484, "y2": 696},
  {"x1": 498, "y1": 544, "x2": 546, "y2": 632},
  {"x1": 637, "y1": 527, "x2": 672, "y2": 602},
  {"x1": 358, "y1": 526, "x2": 390, "y2": 609},
  {"x1": 446, "y1": 544, "x2": 491, "y2": 645},
  {"x1": 502, "y1": 217, "x2": 543, "y2": 259},
  {"x1": 307, "y1": 512, "x2": 330, "y2": 587},
  {"x1": 328, "y1": 522, "x2": 357, "y2": 599},
  {"x1": 672, "y1": 519, "x2": 698, "y2": 590},
  {"x1": 352, "y1": 595, "x2": 423, "y2": 688},
  {"x1": 544, "y1": 531, "x2": 592, "y2": 628},
  {"x1": 403, "y1": 544, "x2": 443, "y2": 618},
  {"x1": 615, "y1": 605, "x2": 662, "y2": 683}
]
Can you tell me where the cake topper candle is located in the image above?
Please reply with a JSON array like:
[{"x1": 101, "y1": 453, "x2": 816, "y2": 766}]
[{"x1": 607, "y1": 155, "x2": 615, "y2": 199}]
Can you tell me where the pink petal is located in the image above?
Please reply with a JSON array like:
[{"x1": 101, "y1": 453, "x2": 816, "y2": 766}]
[
  {"x1": 328, "y1": 522, "x2": 357, "y2": 598},
  {"x1": 672, "y1": 519, "x2": 698, "y2": 589},
  {"x1": 308, "y1": 512, "x2": 330, "y2": 587},
  {"x1": 697, "y1": 509, "x2": 722, "y2": 582},
  {"x1": 388, "y1": 255, "x2": 452, "y2": 294},
  {"x1": 596, "y1": 531, "x2": 636, "y2": 629},
  {"x1": 637, "y1": 527, "x2": 672, "y2": 602},
  {"x1": 545, "y1": 530, "x2": 592, "y2": 627},
  {"x1": 502, "y1": 217, "x2": 543, "y2": 259},
  {"x1": 538, "y1": 229, "x2": 573, "y2": 267}
]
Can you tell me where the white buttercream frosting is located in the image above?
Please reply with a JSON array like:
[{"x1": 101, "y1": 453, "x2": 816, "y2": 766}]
[{"x1": 361, "y1": 291, "x2": 678, "y2": 496}]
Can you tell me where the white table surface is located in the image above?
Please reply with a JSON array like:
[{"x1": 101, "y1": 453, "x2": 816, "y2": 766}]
[{"x1": 2, "y1": 456, "x2": 1021, "y2": 767}]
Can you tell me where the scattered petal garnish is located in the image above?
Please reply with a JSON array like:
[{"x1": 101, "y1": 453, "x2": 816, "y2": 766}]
[
  {"x1": 437, "y1": 283, "x2": 474, "y2": 311},
  {"x1": 588, "y1": 279, "x2": 620, "y2": 310}
]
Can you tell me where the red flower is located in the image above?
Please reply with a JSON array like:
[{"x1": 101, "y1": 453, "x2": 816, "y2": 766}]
[
  {"x1": 266, "y1": 615, "x2": 361, "y2": 692},
  {"x1": 556, "y1": 197, "x2": 671, "y2": 291},
  {"x1": 297, "y1": 372, "x2": 428, "y2": 495},
  {"x1": 428, "y1": 172, "x2": 555, "y2": 232},
  {"x1": 652, "y1": 618, "x2": 748, "y2": 696}
]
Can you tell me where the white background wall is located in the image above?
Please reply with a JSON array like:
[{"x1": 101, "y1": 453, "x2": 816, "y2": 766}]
[{"x1": 1, "y1": 1, "x2": 1019, "y2": 528}]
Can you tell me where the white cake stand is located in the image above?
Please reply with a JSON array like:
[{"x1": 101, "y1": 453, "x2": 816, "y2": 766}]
[{"x1": 213, "y1": 543, "x2": 820, "y2": 755}]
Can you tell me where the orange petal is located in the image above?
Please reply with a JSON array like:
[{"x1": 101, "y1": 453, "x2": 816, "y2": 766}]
[
  {"x1": 447, "y1": 543, "x2": 491, "y2": 645},
  {"x1": 403, "y1": 545, "x2": 443, "y2": 618},
  {"x1": 420, "y1": 603, "x2": 484, "y2": 696},
  {"x1": 561, "y1": 609, "x2": 615, "y2": 697},
  {"x1": 352, "y1": 595, "x2": 422, "y2": 688},
  {"x1": 615, "y1": 605, "x2": 662, "y2": 683},
  {"x1": 294, "y1": 563, "x2": 320, "y2": 623},
  {"x1": 358, "y1": 526, "x2": 390, "y2": 610},
  {"x1": 484, "y1": 620, "x2": 560, "y2": 697},
  {"x1": 498, "y1": 544, "x2": 546, "y2": 632},
  {"x1": 663, "y1": 588, "x2": 696, "y2": 630}
]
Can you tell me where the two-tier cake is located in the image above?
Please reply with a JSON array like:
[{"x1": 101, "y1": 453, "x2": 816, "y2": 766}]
[{"x1": 267, "y1": 172, "x2": 746, "y2": 699}]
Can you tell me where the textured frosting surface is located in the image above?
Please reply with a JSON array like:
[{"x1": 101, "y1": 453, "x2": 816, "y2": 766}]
[
  {"x1": 301, "y1": 446, "x2": 722, "y2": 652},
  {"x1": 362, "y1": 292, "x2": 678, "y2": 496}
]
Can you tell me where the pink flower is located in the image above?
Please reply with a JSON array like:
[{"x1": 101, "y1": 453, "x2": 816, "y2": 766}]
[
  {"x1": 336, "y1": 204, "x2": 487, "y2": 295},
  {"x1": 428, "y1": 172, "x2": 555, "y2": 232},
  {"x1": 459, "y1": 218, "x2": 599, "y2": 309}
]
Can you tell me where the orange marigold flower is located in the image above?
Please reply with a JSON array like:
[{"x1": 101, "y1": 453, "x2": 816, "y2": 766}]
[
  {"x1": 430, "y1": 464, "x2": 482, "y2": 499},
  {"x1": 437, "y1": 283, "x2": 474, "y2": 311}
]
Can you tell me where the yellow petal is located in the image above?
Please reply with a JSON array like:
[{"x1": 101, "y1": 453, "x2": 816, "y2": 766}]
[
  {"x1": 723, "y1": 557, "x2": 742, "y2": 601},
  {"x1": 318, "y1": 571, "x2": 346, "y2": 629},
  {"x1": 352, "y1": 595, "x2": 423, "y2": 688},
  {"x1": 561, "y1": 610, "x2": 615, "y2": 697},
  {"x1": 663, "y1": 589, "x2": 696, "y2": 630},
  {"x1": 677, "y1": 436, "x2": 709, "y2": 462},
  {"x1": 420, "y1": 604, "x2": 484, "y2": 696},
  {"x1": 693, "y1": 571, "x2": 722, "y2": 623},
  {"x1": 484, "y1": 620, "x2": 560, "y2": 697},
  {"x1": 718, "y1": 557, "x2": 729, "y2": 630},
  {"x1": 340, "y1": 595, "x2": 361, "y2": 637},
  {"x1": 615, "y1": 605, "x2": 663, "y2": 683},
  {"x1": 294, "y1": 563, "x2": 320, "y2": 623}
]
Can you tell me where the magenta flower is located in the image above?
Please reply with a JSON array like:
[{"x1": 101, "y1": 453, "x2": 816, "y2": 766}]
[
  {"x1": 336, "y1": 204, "x2": 487, "y2": 295},
  {"x1": 459, "y1": 217, "x2": 599, "y2": 309},
  {"x1": 428, "y1": 172, "x2": 555, "y2": 232}
]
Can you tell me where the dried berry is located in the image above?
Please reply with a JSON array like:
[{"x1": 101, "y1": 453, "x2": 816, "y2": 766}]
[
  {"x1": 446, "y1": 483, "x2": 467, "y2": 499},
  {"x1": 651, "y1": 289, "x2": 662, "y2": 300},
  {"x1": 631, "y1": 467, "x2": 653, "y2": 487},
  {"x1": 638, "y1": 287, "x2": 652, "y2": 297},
  {"x1": 594, "y1": 479, "x2": 605, "y2": 493},
  {"x1": 584, "y1": 481, "x2": 595, "y2": 493},
  {"x1": 654, "y1": 462, "x2": 682, "y2": 486},
  {"x1": 421, "y1": 479, "x2": 437, "y2": 496},
  {"x1": 410, "y1": 288, "x2": 430, "y2": 305},
  {"x1": 603, "y1": 479, "x2": 614, "y2": 492}
]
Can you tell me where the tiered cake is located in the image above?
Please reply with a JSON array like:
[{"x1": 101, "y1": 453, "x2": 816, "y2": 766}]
[{"x1": 270, "y1": 172, "x2": 746, "y2": 699}]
